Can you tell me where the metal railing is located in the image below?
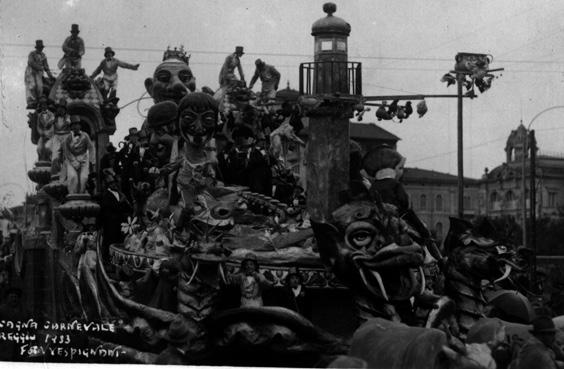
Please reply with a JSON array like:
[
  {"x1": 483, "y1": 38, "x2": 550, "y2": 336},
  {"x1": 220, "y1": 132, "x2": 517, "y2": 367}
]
[{"x1": 299, "y1": 61, "x2": 362, "y2": 96}]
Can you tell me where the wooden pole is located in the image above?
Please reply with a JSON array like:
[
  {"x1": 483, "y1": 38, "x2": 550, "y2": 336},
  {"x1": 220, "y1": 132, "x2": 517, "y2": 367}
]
[
  {"x1": 457, "y1": 73, "x2": 464, "y2": 218},
  {"x1": 529, "y1": 129, "x2": 537, "y2": 283},
  {"x1": 521, "y1": 131, "x2": 527, "y2": 249}
]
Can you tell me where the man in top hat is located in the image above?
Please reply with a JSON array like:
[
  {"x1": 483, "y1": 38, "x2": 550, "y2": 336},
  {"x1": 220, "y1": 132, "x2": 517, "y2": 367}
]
[
  {"x1": 25, "y1": 40, "x2": 55, "y2": 108},
  {"x1": 90, "y1": 47, "x2": 140, "y2": 99},
  {"x1": 99, "y1": 172, "x2": 132, "y2": 262},
  {"x1": 279, "y1": 267, "x2": 312, "y2": 319},
  {"x1": 62, "y1": 116, "x2": 96, "y2": 194},
  {"x1": 218, "y1": 46, "x2": 246, "y2": 89},
  {"x1": 59, "y1": 24, "x2": 85, "y2": 69},
  {"x1": 512, "y1": 315, "x2": 562, "y2": 369},
  {"x1": 249, "y1": 58, "x2": 281, "y2": 104},
  {"x1": 155, "y1": 314, "x2": 202, "y2": 365},
  {"x1": 222, "y1": 124, "x2": 272, "y2": 195}
]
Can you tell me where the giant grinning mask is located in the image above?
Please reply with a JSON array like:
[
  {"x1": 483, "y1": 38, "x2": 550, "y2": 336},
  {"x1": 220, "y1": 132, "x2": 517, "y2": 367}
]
[{"x1": 177, "y1": 93, "x2": 218, "y2": 148}]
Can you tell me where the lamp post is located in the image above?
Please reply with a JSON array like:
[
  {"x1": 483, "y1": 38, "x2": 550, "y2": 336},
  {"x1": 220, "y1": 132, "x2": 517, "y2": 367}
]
[
  {"x1": 522, "y1": 106, "x2": 564, "y2": 284},
  {"x1": 442, "y1": 53, "x2": 503, "y2": 218}
]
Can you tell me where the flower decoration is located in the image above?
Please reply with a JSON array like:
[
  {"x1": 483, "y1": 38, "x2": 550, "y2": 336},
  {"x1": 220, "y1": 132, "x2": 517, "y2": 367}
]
[{"x1": 121, "y1": 216, "x2": 140, "y2": 236}]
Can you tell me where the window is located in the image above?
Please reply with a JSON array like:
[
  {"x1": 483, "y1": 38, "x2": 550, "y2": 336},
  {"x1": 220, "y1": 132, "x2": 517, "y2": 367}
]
[
  {"x1": 336, "y1": 40, "x2": 347, "y2": 51},
  {"x1": 549, "y1": 192, "x2": 557, "y2": 207},
  {"x1": 489, "y1": 191, "x2": 499, "y2": 206},
  {"x1": 420, "y1": 194, "x2": 427, "y2": 210},
  {"x1": 435, "y1": 195, "x2": 443, "y2": 211},
  {"x1": 320, "y1": 40, "x2": 333, "y2": 51},
  {"x1": 505, "y1": 191, "x2": 515, "y2": 202},
  {"x1": 435, "y1": 222, "x2": 443, "y2": 240},
  {"x1": 464, "y1": 195, "x2": 471, "y2": 209}
]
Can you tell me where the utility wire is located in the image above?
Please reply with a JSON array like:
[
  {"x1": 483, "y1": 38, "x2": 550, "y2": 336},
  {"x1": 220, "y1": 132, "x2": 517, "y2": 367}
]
[
  {"x1": 4, "y1": 54, "x2": 564, "y2": 74},
  {"x1": 410, "y1": 126, "x2": 564, "y2": 165},
  {"x1": 4, "y1": 42, "x2": 564, "y2": 66}
]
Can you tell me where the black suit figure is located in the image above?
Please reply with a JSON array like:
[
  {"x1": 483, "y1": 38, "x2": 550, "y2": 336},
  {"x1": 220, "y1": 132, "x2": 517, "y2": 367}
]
[
  {"x1": 98, "y1": 175, "x2": 132, "y2": 262},
  {"x1": 279, "y1": 268, "x2": 312, "y2": 319}
]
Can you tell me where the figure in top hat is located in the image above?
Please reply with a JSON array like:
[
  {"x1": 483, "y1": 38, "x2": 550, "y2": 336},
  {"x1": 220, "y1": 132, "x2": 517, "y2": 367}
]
[
  {"x1": 58, "y1": 24, "x2": 85, "y2": 70},
  {"x1": 249, "y1": 58, "x2": 281, "y2": 104},
  {"x1": 218, "y1": 46, "x2": 246, "y2": 89},
  {"x1": 25, "y1": 40, "x2": 55, "y2": 109},
  {"x1": 90, "y1": 46, "x2": 140, "y2": 100},
  {"x1": 62, "y1": 116, "x2": 96, "y2": 194},
  {"x1": 279, "y1": 267, "x2": 312, "y2": 319}
]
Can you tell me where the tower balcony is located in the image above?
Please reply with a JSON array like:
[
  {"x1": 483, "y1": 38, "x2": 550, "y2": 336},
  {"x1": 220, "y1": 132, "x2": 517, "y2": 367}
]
[{"x1": 299, "y1": 61, "x2": 362, "y2": 96}]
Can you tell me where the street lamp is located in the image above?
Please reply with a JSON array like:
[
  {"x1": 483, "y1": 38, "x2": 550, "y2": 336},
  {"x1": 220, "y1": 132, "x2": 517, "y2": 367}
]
[
  {"x1": 521, "y1": 106, "x2": 564, "y2": 283},
  {"x1": 442, "y1": 53, "x2": 503, "y2": 218}
]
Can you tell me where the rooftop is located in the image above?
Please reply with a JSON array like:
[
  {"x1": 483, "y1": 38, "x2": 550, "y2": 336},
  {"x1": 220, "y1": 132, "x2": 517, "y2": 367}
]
[
  {"x1": 298, "y1": 121, "x2": 400, "y2": 143},
  {"x1": 402, "y1": 167, "x2": 480, "y2": 185},
  {"x1": 350, "y1": 122, "x2": 400, "y2": 142}
]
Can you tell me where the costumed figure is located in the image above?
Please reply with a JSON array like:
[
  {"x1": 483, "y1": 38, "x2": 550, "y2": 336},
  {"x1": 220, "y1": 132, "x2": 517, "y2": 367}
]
[
  {"x1": 279, "y1": 267, "x2": 311, "y2": 318},
  {"x1": 167, "y1": 93, "x2": 220, "y2": 224},
  {"x1": 221, "y1": 124, "x2": 272, "y2": 196},
  {"x1": 226, "y1": 252, "x2": 273, "y2": 307},
  {"x1": 144, "y1": 46, "x2": 196, "y2": 105},
  {"x1": 362, "y1": 146, "x2": 444, "y2": 271},
  {"x1": 62, "y1": 116, "x2": 95, "y2": 194},
  {"x1": 218, "y1": 46, "x2": 245, "y2": 89},
  {"x1": 249, "y1": 58, "x2": 281, "y2": 104},
  {"x1": 215, "y1": 46, "x2": 249, "y2": 116},
  {"x1": 58, "y1": 24, "x2": 85, "y2": 70},
  {"x1": 51, "y1": 99, "x2": 72, "y2": 179},
  {"x1": 35, "y1": 97, "x2": 55, "y2": 161},
  {"x1": 24, "y1": 40, "x2": 55, "y2": 108},
  {"x1": 99, "y1": 173, "x2": 132, "y2": 262},
  {"x1": 146, "y1": 101, "x2": 178, "y2": 173},
  {"x1": 362, "y1": 146, "x2": 409, "y2": 214},
  {"x1": 73, "y1": 226, "x2": 106, "y2": 320},
  {"x1": 90, "y1": 46, "x2": 140, "y2": 99}
]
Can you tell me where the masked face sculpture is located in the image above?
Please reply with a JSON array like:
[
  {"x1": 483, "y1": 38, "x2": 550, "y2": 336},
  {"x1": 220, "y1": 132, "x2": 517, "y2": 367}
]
[
  {"x1": 177, "y1": 93, "x2": 218, "y2": 148},
  {"x1": 312, "y1": 201, "x2": 426, "y2": 304},
  {"x1": 145, "y1": 58, "x2": 196, "y2": 104}
]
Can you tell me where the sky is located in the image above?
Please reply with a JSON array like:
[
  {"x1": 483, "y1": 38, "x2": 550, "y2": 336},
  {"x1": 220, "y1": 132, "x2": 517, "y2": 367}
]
[{"x1": 2, "y1": 0, "x2": 564, "y2": 205}]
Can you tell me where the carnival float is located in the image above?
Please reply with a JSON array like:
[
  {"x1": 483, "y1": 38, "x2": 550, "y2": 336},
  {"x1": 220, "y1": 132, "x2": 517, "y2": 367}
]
[{"x1": 8, "y1": 3, "x2": 562, "y2": 369}]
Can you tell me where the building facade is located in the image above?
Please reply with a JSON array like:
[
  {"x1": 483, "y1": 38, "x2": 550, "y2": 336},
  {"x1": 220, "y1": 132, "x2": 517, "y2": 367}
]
[
  {"x1": 402, "y1": 168, "x2": 480, "y2": 242},
  {"x1": 480, "y1": 124, "x2": 564, "y2": 222}
]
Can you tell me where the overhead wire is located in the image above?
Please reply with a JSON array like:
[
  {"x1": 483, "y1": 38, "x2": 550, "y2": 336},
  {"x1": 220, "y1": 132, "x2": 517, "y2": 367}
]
[
  {"x1": 410, "y1": 125, "x2": 564, "y2": 165},
  {"x1": 4, "y1": 43, "x2": 564, "y2": 66}
]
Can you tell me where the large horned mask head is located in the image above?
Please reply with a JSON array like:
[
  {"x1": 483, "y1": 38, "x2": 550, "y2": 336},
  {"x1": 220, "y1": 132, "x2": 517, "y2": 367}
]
[{"x1": 312, "y1": 200, "x2": 426, "y2": 302}]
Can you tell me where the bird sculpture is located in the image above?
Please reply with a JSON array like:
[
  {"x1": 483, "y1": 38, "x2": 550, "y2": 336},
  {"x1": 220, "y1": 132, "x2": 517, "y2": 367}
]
[
  {"x1": 404, "y1": 101, "x2": 413, "y2": 119},
  {"x1": 416, "y1": 100, "x2": 428, "y2": 118},
  {"x1": 387, "y1": 99, "x2": 399, "y2": 116},
  {"x1": 441, "y1": 73, "x2": 456, "y2": 87},
  {"x1": 376, "y1": 104, "x2": 392, "y2": 121}
]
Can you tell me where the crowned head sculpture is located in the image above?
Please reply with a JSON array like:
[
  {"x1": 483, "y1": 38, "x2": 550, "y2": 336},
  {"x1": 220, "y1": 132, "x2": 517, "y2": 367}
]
[{"x1": 145, "y1": 46, "x2": 196, "y2": 104}]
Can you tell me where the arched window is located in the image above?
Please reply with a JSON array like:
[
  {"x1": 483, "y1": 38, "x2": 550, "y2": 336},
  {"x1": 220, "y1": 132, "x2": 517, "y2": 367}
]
[
  {"x1": 435, "y1": 222, "x2": 443, "y2": 240},
  {"x1": 435, "y1": 194, "x2": 443, "y2": 211},
  {"x1": 489, "y1": 191, "x2": 499, "y2": 207},
  {"x1": 505, "y1": 190, "x2": 515, "y2": 202},
  {"x1": 420, "y1": 194, "x2": 427, "y2": 210}
]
